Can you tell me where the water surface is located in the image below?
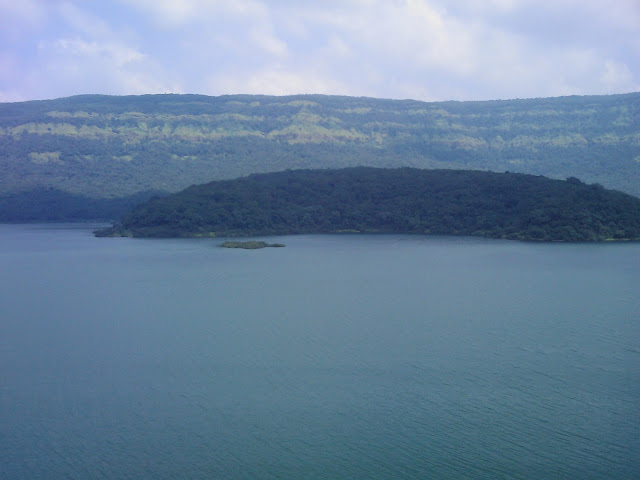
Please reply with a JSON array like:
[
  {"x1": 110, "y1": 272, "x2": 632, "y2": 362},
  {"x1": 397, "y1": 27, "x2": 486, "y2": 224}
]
[{"x1": 1, "y1": 224, "x2": 638, "y2": 479}]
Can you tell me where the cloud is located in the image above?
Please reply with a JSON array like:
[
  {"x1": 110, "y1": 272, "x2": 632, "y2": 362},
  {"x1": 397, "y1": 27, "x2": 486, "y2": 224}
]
[
  {"x1": 298, "y1": 0, "x2": 639, "y2": 99},
  {"x1": 36, "y1": 37, "x2": 180, "y2": 96},
  {"x1": 46, "y1": 38, "x2": 144, "y2": 67},
  {"x1": 600, "y1": 61, "x2": 634, "y2": 92},
  {"x1": 0, "y1": 0, "x2": 184, "y2": 99},
  {"x1": 1, "y1": 0, "x2": 638, "y2": 101},
  {"x1": 208, "y1": 67, "x2": 350, "y2": 97},
  {"x1": 120, "y1": 0, "x2": 268, "y2": 28},
  {"x1": 249, "y1": 25, "x2": 288, "y2": 57},
  {"x1": 56, "y1": 1, "x2": 113, "y2": 38}
]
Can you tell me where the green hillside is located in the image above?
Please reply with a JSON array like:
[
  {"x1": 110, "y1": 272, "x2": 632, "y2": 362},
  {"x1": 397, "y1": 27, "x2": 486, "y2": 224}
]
[
  {"x1": 2, "y1": 93, "x2": 639, "y2": 194},
  {"x1": 1, "y1": 92, "x2": 638, "y2": 220},
  {"x1": 96, "y1": 168, "x2": 640, "y2": 242}
]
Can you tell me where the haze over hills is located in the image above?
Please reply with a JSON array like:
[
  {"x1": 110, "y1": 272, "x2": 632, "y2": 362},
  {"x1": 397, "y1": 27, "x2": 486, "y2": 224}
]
[{"x1": 1, "y1": 92, "x2": 639, "y2": 220}]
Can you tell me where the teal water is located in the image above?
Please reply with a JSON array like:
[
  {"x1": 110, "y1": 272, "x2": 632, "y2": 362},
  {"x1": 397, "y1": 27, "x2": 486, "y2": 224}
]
[{"x1": 1, "y1": 224, "x2": 638, "y2": 479}]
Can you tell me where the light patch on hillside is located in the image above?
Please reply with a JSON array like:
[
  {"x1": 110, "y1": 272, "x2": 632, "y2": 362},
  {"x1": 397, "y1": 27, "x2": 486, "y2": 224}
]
[{"x1": 29, "y1": 151, "x2": 62, "y2": 164}]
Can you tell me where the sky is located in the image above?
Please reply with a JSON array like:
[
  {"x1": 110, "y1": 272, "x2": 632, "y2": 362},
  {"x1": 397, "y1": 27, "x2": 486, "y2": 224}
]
[{"x1": 1, "y1": 0, "x2": 638, "y2": 103}]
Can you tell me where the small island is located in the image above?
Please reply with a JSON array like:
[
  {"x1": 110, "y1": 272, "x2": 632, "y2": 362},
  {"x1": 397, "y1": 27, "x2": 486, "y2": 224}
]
[
  {"x1": 95, "y1": 167, "x2": 640, "y2": 242},
  {"x1": 220, "y1": 241, "x2": 285, "y2": 249}
]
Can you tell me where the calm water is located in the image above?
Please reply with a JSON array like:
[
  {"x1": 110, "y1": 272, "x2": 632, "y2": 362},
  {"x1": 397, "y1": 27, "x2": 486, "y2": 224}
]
[{"x1": 0, "y1": 224, "x2": 638, "y2": 479}]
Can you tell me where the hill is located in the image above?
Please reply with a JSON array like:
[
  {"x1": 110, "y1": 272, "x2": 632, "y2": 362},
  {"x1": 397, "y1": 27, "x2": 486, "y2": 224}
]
[
  {"x1": 95, "y1": 168, "x2": 640, "y2": 242},
  {"x1": 0, "y1": 188, "x2": 162, "y2": 223},
  {"x1": 1, "y1": 92, "x2": 639, "y2": 221}
]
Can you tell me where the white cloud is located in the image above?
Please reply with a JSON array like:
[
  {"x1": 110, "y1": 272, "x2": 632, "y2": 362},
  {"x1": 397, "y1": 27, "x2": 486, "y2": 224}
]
[
  {"x1": 1, "y1": 0, "x2": 638, "y2": 101},
  {"x1": 324, "y1": 35, "x2": 351, "y2": 58},
  {"x1": 249, "y1": 25, "x2": 288, "y2": 57},
  {"x1": 600, "y1": 61, "x2": 635, "y2": 93},
  {"x1": 290, "y1": 0, "x2": 639, "y2": 100},
  {"x1": 36, "y1": 37, "x2": 180, "y2": 96},
  {"x1": 56, "y1": 1, "x2": 113, "y2": 38},
  {"x1": 47, "y1": 38, "x2": 145, "y2": 66},
  {"x1": 208, "y1": 68, "x2": 350, "y2": 97}
]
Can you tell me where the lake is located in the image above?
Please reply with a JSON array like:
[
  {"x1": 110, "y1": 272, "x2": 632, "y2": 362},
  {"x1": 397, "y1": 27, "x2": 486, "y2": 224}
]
[{"x1": 1, "y1": 224, "x2": 638, "y2": 479}]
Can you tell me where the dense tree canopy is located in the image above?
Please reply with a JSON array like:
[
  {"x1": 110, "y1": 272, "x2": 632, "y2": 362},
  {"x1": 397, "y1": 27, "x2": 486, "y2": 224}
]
[{"x1": 96, "y1": 168, "x2": 640, "y2": 242}]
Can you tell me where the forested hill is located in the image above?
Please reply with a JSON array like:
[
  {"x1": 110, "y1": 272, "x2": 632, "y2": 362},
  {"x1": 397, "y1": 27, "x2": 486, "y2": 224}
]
[
  {"x1": 1, "y1": 92, "x2": 639, "y2": 217},
  {"x1": 96, "y1": 168, "x2": 640, "y2": 242}
]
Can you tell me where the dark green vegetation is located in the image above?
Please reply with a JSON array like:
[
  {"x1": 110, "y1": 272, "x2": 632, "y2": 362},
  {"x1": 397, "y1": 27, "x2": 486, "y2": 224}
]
[
  {"x1": 1, "y1": 92, "x2": 638, "y2": 221},
  {"x1": 220, "y1": 241, "x2": 285, "y2": 249},
  {"x1": 95, "y1": 167, "x2": 640, "y2": 242},
  {"x1": 0, "y1": 188, "x2": 162, "y2": 222}
]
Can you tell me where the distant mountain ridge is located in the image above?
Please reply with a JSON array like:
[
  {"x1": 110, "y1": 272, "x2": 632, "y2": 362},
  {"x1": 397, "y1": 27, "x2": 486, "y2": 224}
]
[
  {"x1": 1, "y1": 92, "x2": 638, "y2": 221},
  {"x1": 96, "y1": 167, "x2": 640, "y2": 242}
]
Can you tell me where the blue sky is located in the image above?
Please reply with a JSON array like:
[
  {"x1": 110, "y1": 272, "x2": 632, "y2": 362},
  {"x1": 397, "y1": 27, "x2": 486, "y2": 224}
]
[{"x1": 1, "y1": 0, "x2": 638, "y2": 102}]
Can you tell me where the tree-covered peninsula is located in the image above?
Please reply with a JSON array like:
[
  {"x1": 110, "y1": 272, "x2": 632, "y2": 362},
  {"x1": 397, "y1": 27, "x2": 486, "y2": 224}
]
[{"x1": 95, "y1": 167, "x2": 640, "y2": 242}]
